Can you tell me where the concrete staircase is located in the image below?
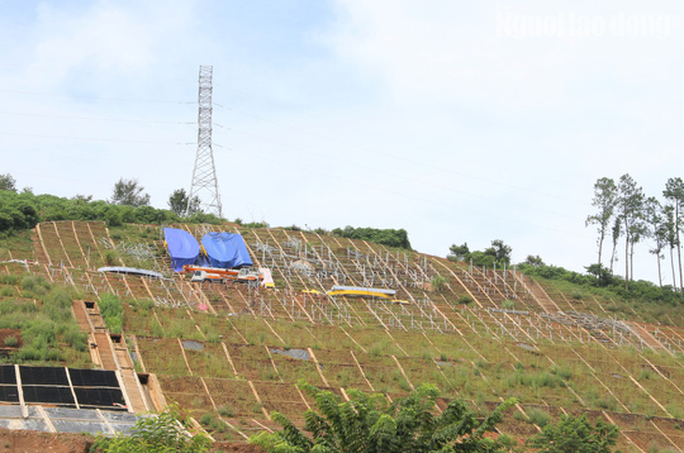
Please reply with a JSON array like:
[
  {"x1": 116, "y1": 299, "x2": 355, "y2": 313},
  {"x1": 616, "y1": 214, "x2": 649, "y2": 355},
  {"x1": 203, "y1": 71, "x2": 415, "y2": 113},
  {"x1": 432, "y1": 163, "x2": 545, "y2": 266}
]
[{"x1": 72, "y1": 300, "x2": 151, "y2": 413}]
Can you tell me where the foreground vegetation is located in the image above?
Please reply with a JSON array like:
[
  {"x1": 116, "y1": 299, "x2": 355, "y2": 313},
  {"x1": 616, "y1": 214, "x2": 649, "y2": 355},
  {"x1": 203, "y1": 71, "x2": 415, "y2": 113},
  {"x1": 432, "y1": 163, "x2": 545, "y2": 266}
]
[
  {"x1": 92, "y1": 406, "x2": 211, "y2": 453},
  {"x1": 251, "y1": 382, "x2": 519, "y2": 453},
  {"x1": 251, "y1": 382, "x2": 622, "y2": 453}
]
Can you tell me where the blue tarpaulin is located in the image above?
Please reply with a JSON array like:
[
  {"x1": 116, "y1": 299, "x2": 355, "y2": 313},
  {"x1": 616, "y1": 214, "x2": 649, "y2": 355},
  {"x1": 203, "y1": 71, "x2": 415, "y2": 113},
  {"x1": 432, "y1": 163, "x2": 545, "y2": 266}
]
[
  {"x1": 202, "y1": 232, "x2": 253, "y2": 269},
  {"x1": 163, "y1": 228, "x2": 200, "y2": 272}
]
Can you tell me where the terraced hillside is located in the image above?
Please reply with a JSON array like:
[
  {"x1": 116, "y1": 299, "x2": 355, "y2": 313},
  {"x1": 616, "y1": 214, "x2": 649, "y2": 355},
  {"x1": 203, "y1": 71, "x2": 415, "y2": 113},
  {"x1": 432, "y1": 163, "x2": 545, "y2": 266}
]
[{"x1": 1, "y1": 220, "x2": 683, "y2": 451}]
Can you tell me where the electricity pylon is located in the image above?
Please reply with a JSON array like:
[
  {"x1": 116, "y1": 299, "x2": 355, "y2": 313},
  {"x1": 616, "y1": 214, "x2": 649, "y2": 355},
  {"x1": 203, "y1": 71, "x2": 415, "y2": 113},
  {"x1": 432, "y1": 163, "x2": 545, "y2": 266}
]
[{"x1": 187, "y1": 65, "x2": 222, "y2": 218}]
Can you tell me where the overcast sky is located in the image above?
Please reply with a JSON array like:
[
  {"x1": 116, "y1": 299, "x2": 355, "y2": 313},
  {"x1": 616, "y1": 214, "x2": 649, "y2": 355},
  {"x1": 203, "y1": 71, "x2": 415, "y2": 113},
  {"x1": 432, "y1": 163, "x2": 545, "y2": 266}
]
[{"x1": 1, "y1": 0, "x2": 682, "y2": 284}]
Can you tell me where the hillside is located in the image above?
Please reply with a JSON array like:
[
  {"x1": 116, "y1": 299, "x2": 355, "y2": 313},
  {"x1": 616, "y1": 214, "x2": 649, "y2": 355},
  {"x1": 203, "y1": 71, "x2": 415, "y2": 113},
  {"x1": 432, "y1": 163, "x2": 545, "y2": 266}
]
[{"x1": 0, "y1": 220, "x2": 683, "y2": 452}]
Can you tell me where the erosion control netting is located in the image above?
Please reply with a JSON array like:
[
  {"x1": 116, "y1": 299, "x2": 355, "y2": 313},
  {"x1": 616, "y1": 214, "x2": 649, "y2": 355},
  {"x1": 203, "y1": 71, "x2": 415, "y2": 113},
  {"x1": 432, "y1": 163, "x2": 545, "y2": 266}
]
[
  {"x1": 20, "y1": 366, "x2": 69, "y2": 386},
  {"x1": 0, "y1": 386, "x2": 19, "y2": 402},
  {"x1": 74, "y1": 388, "x2": 125, "y2": 408},
  {"x1": 22, "y1": 386, "x2": 75, "y2": 406},
  {"x1": 69, "y1": 368, "x2": 120, "y2": 387},
  {"x1": 0, "y1": 365, "x2": 16, "y2": 384},
  {"x1": 0, "y1": 366, "x2": 126, "y2": 410}
]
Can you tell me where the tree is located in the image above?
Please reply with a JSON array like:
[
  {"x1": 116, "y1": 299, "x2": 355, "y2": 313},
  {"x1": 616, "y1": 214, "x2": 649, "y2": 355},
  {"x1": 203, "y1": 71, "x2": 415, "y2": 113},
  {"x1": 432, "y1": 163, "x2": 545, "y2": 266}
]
[
  {"x1": 584, "y1": 263, "x2": 613, "y2": 287},
  {"x1": 527, "y1": 413, "x2": 619, "y2": 453},
  {"x1": 448, "y1": 240, "x2": 511, "y2": 268},
  {"x1": 71, "y1": 194, "x2": 93, "y2": 202},
  {"x1": 168, "y1": 188, "x2": 201, "y2": 217},
  {"x1": 586, "y1": 177, "x2": 617, "y2": 268},
  {"x1": 608, "y1": 217, "x2": 621, "y2": 273},
  {"x1": 616, "y1": 174, "x2": 645, "y2": 290},
  {"x1": 0, "y1": 173, "x2": 17, "y2": 192},
  {"x1": 92, "y1": 405, "x2": 211, "y2": 453},
  {"x1": 448, "y1": 243, "x2": 470, "y2": 262},
  {"x1": 110, "y1": 178, "x2": 151, "y2": 207},
  {"x1": 663, "y1": 177, "x2": 684, "y2": 292},
  {"x1": 486, "y1": 239, "x2": 512, "y2": 267},
  {"x1": 524, "y1": 255, "x2": 544, "y2": 267},
  {"x1": 251, "y1": 382, "x2": 517, "y2": 453},
  {"x1": 645, "y1": 197, "x2": 667, "y2": 288},
  {"x1": 662, "y1": 205, "x2": 680, "y2": 291}
]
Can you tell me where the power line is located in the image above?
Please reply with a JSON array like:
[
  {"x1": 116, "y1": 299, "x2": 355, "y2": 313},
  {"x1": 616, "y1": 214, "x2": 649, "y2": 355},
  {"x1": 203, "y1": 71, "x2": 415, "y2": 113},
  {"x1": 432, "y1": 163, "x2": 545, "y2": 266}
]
[
  {"x1": 220, "y1": 97, "x2": 585, "y2": 205},
  {"x1": 0, "y1": 111, "x2": 194, "y2": 125},
  {"x1": 0, "y1": 89, "x2": 193, "y2": 104},
  {"x1": 226, "y1": 126, "x2": 583, "y2": 223},
  {"x1": 220, "y1": 103, "x2": 586, "y2": 205},
  {"x1": 0, "y1": 131, "x2": 193, "y2": 145}
]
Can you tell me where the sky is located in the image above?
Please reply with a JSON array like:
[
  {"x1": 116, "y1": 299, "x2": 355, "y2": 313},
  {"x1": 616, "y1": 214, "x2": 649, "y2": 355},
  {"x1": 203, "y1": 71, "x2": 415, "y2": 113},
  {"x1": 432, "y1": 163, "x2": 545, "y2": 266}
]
[{"x1": 1, "y1": 0, "x2": 682, "y2": 285}]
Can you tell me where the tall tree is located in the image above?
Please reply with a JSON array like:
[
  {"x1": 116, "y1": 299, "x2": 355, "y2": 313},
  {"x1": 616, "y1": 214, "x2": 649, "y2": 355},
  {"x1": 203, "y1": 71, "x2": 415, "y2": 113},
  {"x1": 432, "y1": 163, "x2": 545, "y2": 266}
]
[
  {"x1": 586, "y1": 177, "x2": 617, "y2": 267},
  {"x1": 109, "y1": 178, "x2": 150, "y2": 207},
  {"x1": 616, "y1": 174, "x2": 645, "y2": 290},
  {"x1": 662, "y1": 205, "x2": 680, "y2": 291},
  {"x1": 0, "y1": 173, "x2": 17, "y2": 192},
  {"x1": 645, "y1": 197, "x2": 666, "y2": 288},
  {"x1": 608, "y1": 218, "x2": 621, "y2": 273},
  {"x1": 168, "y1": 188, "x2": 201, "y2": 217},
  {"x1": 663, "y1": 177, "x2": 684, "y2": 292}
]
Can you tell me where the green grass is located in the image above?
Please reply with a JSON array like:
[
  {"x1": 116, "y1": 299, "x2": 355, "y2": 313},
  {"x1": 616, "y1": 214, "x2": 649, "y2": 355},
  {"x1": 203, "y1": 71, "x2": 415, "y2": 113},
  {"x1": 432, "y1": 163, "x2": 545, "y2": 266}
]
[{"x1": 0, "y1": 276, "x2": 89, "y2": 366}]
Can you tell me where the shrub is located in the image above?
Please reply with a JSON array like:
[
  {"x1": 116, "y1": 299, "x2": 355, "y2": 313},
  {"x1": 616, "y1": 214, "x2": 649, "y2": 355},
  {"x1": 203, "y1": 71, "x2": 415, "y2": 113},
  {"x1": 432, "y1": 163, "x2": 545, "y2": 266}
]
[
  {"x1": 332, "y1": 225, "x2": 412, "y2": 250},
  {"x1": 241, "y1": 221, "x2": 268, "y2": 229},
  {"x1": 99, "y1": 293, "x2": 123, "y2": 334},
  {"x1": 93, "y1": 405, "x2": 211, "y2": 453},
  {"x1": 104, "y1": 250, "x2": 119, "y2": 266},
  {"x1": 527, "y1": 413, "x2": 619, "y2": 453},
  {"x1": 105, "y1": 210, "x2": 123, "y2": 227},
  {"x1": 456, "y1": 295, "x2": 473, "y2": 305},
  {"x1": 501, "y1": 299, "x2": 516, "y2": 310},
  {"x1": 431, "y1": 275, "x2": 446, "y2": 292},
  {"x1": 20, "y1": 276, "x2": 35, "y2": 290},
  {"x1": 0, "y1": 275, "x2": 18, "y2": 285},
  {"x1": 199, "y1": 413, "x2": 215, "y2": 426},
  {"x1": 218, "y1": 404, "x2": 235, "y2": 417},
  {"x1": 526, "y1": 408, "x2": 551, "y2": 428},
  {"x1": 3, "y1": 336, "x2": 18, "y2": 347},
  {"x1": 62, "y1": 325, "x2": 88, "y2": 351}
]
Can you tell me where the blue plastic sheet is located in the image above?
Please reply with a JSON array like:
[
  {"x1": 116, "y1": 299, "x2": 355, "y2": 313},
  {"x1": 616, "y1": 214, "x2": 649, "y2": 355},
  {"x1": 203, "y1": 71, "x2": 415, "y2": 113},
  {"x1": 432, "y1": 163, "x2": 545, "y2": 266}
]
[
  {"x1": 163, "y1": 228, "x2": 200, "y2": 272},
  {"x1": 202, "y1": 232, "x2": 253, "y2": 269}
]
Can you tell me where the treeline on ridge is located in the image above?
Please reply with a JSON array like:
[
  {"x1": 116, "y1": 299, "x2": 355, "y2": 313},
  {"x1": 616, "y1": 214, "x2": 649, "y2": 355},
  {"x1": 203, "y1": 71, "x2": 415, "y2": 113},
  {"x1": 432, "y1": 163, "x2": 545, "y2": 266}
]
[
  {"x1": 0, "y1": 190, "x2": 222, "y2": 236},
  {"x1": 331, "y1": 225, "x2": 412, "y2": 250}
]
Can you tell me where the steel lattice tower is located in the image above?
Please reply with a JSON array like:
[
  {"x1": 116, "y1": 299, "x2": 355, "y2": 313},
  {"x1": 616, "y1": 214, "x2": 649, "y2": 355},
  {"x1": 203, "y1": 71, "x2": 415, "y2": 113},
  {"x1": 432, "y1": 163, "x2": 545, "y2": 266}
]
[{"x1": 187, "y1": 65, "x2": 223, "y2": 218}]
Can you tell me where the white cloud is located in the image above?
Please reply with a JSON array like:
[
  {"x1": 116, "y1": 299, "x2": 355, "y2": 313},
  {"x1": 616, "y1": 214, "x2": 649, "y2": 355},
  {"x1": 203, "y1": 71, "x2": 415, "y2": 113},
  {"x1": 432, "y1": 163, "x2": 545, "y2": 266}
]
[{"x1": 23, "y1": 0, "x2": 199, "y2": 91}]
